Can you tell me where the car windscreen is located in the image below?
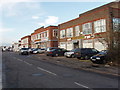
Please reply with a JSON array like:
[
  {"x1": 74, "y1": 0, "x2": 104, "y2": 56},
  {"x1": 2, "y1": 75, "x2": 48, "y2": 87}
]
[
  {"x1": 71, "y1": 48, "x2": 81, "y2": 52},
  {"x1": 97, "y1": 52, "x2": 107, "y2": 55},
  {"x1": 21, "y1": 48, "x2": 29, "y2": 50},
  {"x1": 71, "y1": 48, "x2": 78, "y2": 52},
  {"x1": 33, "y1": 48, "x2": 38, "y2": 51},
  {"x1": 41, "y1": 49, "x2": 45, "y2": 50},
  {"x1": 50, "y1": 49, "x2": 57, "y2": 51}
]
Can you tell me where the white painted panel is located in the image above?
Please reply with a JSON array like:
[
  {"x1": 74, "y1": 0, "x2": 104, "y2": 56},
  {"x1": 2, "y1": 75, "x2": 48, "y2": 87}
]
[
  {"x1": 94, "y1": 41, "x2": 105, "y2": 51},
  {"x1": 67, "y1": 42, "x2": 73, "y2": 50},
  {"x1": 83, "y1": 40, "x2": 93, "y2": 48},
  {"x1": 60, "y1": 42, "x2": 66, "y2": 49}
]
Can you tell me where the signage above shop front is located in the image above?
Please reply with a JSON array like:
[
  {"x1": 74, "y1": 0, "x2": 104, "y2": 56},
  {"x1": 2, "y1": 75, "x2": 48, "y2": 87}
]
[
  {"x1": 72, "y1": 36, "x2": 85, "y2": 40},
  {"x1": 41, "y1": 37, "x2": 48, "y2": 41},
  {"x1": 67, "y1": 38, "x2": 72, "y2": 41}
]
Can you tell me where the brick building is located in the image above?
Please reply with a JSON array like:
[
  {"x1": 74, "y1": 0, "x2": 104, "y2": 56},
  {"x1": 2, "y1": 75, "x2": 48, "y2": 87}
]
[
  {"x1": 58, "y1": 1, "x2": 120, "y2": 51},
  {"x1": 31, "y1": 26, "x2": 58, "y2": 48},
  {"x1": 21, "y1": 35, "x2": 31, "y2": 48}
]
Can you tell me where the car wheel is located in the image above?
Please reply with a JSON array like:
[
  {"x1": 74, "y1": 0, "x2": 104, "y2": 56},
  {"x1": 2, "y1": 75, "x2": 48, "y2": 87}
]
[
  {"x1": 77, "y1": 57, "x2": 81, "y2": 59},
  {"x1": 103, "y1": 60, "x2": 107, "y2": 64},
  {"x1": 51, "y1": 55, "x2": 55, "y2": 57},
  {"x1": 71, "y1": 54, "x2": 74, "y2": 58},
  {"x1": 84, "y1": 55, "x2": 89, "y2": 60},
  {"x1": 55, "y1": 54, "x2": 59, "y2": 57}
]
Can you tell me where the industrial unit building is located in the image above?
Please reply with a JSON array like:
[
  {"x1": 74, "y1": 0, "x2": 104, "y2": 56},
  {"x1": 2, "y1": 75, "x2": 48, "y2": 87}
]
[
  {"x1": 21, "y1": 35, "x2": 31, "y2": 48},
  {"x1": 58, "y1": 1, "x2": 120, "y2": 51},
  {"x1": 31, "y1": 26, "x2": 58, "y2": 48}
]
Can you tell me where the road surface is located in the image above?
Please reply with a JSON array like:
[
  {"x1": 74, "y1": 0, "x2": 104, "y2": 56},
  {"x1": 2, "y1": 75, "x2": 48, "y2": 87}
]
[{"x1": 2, "y1": 52, "x2": 119, "y2": 89}]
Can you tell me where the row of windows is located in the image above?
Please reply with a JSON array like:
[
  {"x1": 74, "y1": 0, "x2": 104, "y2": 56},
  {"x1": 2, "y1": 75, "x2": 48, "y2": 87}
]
[
  {"x1": 113, "y1": 18, "x2": 120, "y2": 32},
  {"x1": 21, "y1": 38, "x2": 28, "y2": 44},
  {"x1": 60, "y1": 19, "x2": 106, "y2": 39},
  {"x1": 31, "y1": 31, "x2": 48, "y2": 41},
  {"x1": 53, "y1": 29, "x2": 58, "y2": 37},
  {"x1": 31, "y1": 29, "x2": 58, "y2": 41}
]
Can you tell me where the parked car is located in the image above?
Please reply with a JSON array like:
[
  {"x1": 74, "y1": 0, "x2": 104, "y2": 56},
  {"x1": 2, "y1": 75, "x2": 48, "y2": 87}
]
[
  {"x1": 74, "y1": 48, "x2": 99, "y2": 60},
  {"x1": 45, "y1": 47, "x2": 59, "y2": 55},
  {"x1": 19, "y1": 48, "x2": 29, "y2": 55},
  {"x1": 46, "y1": 48, "x2": 68, "y2": 57},
  {"x1": 38, "y1": 48, "x2": 46, "y2": 54},
  {"x1": 32, "y1": 48, "x2": 41, "y2": 54},
  {"x1": 32, "y1": 48, "x2": 46, "y2": 54},
  {"x1": 46, "y1": 47, "x2": 59, "y2": 52},
  {"x1": 64, "y1": 48, "x2": 77, "y2": 58},
  {"x1": 90, "y1": 50, "x2": 108, "y2": 64}
]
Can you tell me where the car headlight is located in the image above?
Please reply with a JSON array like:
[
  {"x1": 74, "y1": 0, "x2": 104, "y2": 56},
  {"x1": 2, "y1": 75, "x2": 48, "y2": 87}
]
[{"x1": 96, "y1": 57, "x2": 100, "y2": 59}]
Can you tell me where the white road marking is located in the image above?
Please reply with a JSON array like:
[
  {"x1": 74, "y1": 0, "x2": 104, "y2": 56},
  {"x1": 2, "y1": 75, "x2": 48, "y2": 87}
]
[
  {"x1": 13, "y1": 57, "x2": 32, "y2": 65},
  {"x1": 74, "y1": 82, "x2": 89, "y2": 89},
  {"x1": 13, "y1": 57, "x2": 22, "y2": 61},
  {"x1": 17, "y1": 59, "x2": 23, "y2": 62},
  {"x1": 13, "y1": 57, "x2": 57, "y2": 76},
  {"x1": 37, "y1": 67, "x2": 57, "y2": 76},
  {"x1": 23, "y1": 61, "x2": 32, "y2": 66}
]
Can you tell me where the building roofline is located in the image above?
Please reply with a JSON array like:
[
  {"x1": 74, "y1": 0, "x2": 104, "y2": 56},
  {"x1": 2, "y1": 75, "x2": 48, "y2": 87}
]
[
  {"x1": 59, "y1": 1, "x2": 119, "y2": 26},
  {"x1": 21, "y1": 35, "x2": 31, "y2": 40}
]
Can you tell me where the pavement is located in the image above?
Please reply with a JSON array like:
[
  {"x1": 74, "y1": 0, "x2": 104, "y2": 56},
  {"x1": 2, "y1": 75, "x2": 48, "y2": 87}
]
[
  {"x1": 34, "y1": 54, "x2": 119, "y2": 77},
  {"x1": 0, "y1": 49, "x2": 2, "y2": 89}
]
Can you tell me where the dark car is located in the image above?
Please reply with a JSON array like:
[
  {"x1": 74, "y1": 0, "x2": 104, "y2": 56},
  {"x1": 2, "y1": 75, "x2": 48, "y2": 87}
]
[
  {"x1": 90, "y1": 50, "x2": 108, "y2": 64},
  {"x1": 46, "y1": 47, "x2": 59, "y2": 52},
  {"x1": 74, "y1": 48, "x2": 99, "y2": 60},
  {"x1": 19, "y1": 48, "x2": 29, "y2": 55},
  {"x1": 46, "y1": 48, "x2": 68, "y2": 57}
]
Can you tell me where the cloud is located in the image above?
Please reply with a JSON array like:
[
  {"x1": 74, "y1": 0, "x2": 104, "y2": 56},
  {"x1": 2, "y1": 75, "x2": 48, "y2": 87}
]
[
  {"x1": 0, "y1": 27, "x2": 14, "y2": 33},
  {"x1": 32, "y1": 16, "x2": 40, "y2": 19},
  {"x1": 45, "y1": 16, "x2": 59, "y2": 25},
  {"x1": 1, "y1": 1, "x2": 43, "y2": 17},
  {"x1": 38, "y1": 16, "x2": 59, "y2": 27}
]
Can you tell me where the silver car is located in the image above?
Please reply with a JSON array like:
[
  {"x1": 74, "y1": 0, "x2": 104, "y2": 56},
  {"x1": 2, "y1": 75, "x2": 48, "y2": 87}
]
[
  {"x1": 33, "y1": 48, "x2": 46, "y2": 54},
  {"x1": 19, "y1": 48, "x2": 29, "y2": 55},
  {"x1": 64, "y1": 49, "x2": 76, "y2": 58}
]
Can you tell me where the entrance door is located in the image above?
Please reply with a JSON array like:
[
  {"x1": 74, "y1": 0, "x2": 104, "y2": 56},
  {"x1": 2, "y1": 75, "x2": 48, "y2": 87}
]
[{"x1": 74, "y1": 42, "x2": 79, "y2": 48}]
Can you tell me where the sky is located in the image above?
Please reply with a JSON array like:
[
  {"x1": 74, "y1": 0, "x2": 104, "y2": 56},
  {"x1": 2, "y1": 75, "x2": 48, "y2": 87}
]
[{"x1": 0, "y1": 0, "x2": 116, "y2": 46}]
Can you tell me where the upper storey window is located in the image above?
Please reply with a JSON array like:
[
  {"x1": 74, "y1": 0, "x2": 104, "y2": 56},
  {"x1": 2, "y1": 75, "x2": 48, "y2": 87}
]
[{"x1": 94, "y1": 19, "x2": 106, "y2": 33}]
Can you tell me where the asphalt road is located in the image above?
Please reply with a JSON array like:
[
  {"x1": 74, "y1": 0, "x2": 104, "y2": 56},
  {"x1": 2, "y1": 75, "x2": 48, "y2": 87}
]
[{"x1": 2, "y1": 52, "x2": 119, "y2": 89}]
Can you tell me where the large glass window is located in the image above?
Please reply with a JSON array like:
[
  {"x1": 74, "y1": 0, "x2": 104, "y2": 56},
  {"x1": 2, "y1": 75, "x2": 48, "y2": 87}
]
[
  {"x1": 35, "y1": 34, "x2": 37, "y2": 40},
  {"x1": 44, "y1": 31, "x2": 47, "y2": 37},
  {"x1": 37, "y1": 33, "x2": 41, "y2": 39},
  {"x1": 60, "y1": 30, "x2": 65, "y2": 38},
  {"x1": 94, "y1": 19, "x2": 106, "y2": 33},
  {"x1": 75, "y1": 26, "x2": 80, "y2": 36},
  {"x1": 82, "y1": 23, "x2": 92, "y2": 35},
  {"x1": 113, "y1": 17, "x2": 120, "y2": 32},
  {"x1": 66, "y1": 28, "x2": 73, "y2": 37},
  {"x1": 53, "y1": 29, "x2": 58, "y2": 37}
]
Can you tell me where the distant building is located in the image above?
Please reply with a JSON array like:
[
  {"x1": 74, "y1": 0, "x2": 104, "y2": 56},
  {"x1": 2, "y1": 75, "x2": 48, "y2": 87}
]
[
  {"x1": 31, "y1": 26, "x2": 58, "y2": 48},
  {"x1": 12, "y1": 43, "x2": 19, "y2": 51},
  {"x1": 21, "y1": 35, "x2": 31, "y2": 48},
  {"x1": 58, "y1": 1, "x2": 120, "y2": 51}
]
